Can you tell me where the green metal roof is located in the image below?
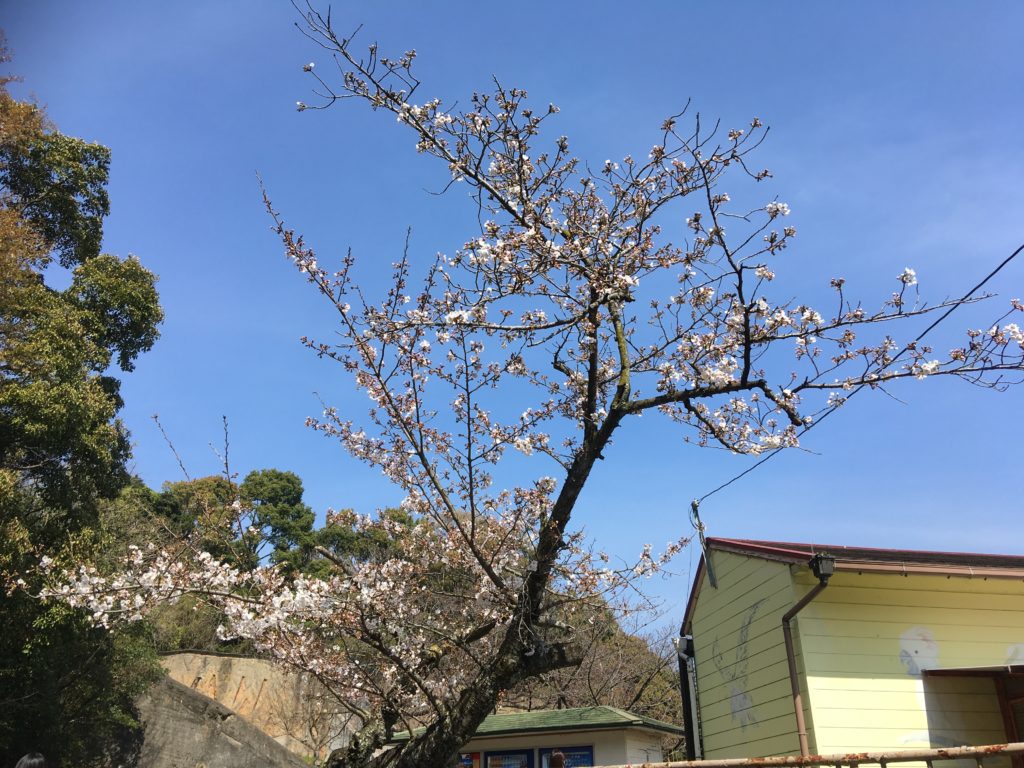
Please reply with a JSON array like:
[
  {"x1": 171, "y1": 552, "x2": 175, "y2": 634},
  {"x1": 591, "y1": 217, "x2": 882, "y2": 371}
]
[{"x1": 391, "y1": 706, "x2": 685, "y2": 742}]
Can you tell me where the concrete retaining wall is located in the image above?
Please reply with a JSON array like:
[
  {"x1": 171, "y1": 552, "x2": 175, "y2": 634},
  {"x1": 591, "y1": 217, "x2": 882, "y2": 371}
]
[
  {"x1": 161, "y1": 652, "x2": 354, "y2": 762},
  {"x1": 136, "y1": 676, "x2": 308, "y2": 768}
]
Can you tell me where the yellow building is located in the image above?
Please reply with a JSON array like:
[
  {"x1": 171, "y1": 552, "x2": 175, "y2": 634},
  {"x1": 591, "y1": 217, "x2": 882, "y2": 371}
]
[{"x1": 680, "y1": 539, "x2": 1024, "y2": 762}]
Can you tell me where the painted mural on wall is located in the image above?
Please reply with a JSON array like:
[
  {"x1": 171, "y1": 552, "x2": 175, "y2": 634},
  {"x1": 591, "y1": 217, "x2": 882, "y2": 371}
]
[{"x1": 712, "y1": 599, "x2": 763, "y2": 729}]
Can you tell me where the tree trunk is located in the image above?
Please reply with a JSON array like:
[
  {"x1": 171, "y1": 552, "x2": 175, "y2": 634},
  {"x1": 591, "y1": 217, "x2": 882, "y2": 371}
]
[
  {"x1": 326, "y1": 637, "x2": 576, "y2": 768},
  {"x1": 328, "y1": 414, "x2": 624, "y2": 768}
]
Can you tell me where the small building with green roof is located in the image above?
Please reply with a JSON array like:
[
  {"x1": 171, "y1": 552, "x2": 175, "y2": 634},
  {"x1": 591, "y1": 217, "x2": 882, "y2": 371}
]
[{"x1": 392, "y1": 705, "x2": 685, "y2": 767}]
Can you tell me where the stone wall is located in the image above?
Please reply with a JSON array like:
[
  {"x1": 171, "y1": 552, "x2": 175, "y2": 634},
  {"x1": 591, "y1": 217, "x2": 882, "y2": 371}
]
[
  {"x1": 136, "y1": 676, "x2": 309, "y2": 768},
  {"x1": 161, "y1": 652, "x2": 355, "y2": 762}
]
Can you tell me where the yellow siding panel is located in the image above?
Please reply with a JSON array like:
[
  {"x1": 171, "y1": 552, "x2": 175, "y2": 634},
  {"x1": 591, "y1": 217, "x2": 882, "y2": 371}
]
[
  {"x1": 812, "y1": 704, "x2": 1001, "y2": 731},
  {"x1": 692, "y1": 551, "x2": 802, "y2": 758},
  {"x1": 810, "y1": 582, "x2": 1024, "y2": 610},
  {"x1": 801, "y1": 602, "x2": 1024, "y2": 630},
  {"x1": 700, "y1": 692, "x2": 794, "y2": 731},
  {"x1": 699, "y1": 655, "x2": 790, "y2": 710},
  {"x1": 698, "y1": 605, "x2": 789, "y2": 658},
  {"x1": 799, "y1": 634, "x2": 1021, "y2": 662},
  {"x1": 800, "y1": 616, "x2": 1024, "y2": 645},
  {"x1": 798, "y1": 570, "x2": 1024, "y2": 756},
  {"x1": 805, "y1": 652, "x2": 1018, "y2": 675},
  {"x1": 707, "y1": 548, "x2": 770, "y2": 583},
  {"x1": 809, "y1": 689, "x2": 998, "y2": 713},
  {"x1": 793, "y1": 570, "x2": 1024, "y2": 596},
  {"x1": 809, "y1": 675, "x2": 995, "y2": 694},
  {"x1": 709, "y1": 720, "x2": 804, "y2": 756},
  {"x1": 697, "y1": 573, "x2": 793, "y2": 632},
  {"x1": 812, "y1": 724, "x2": 1009, "y2": 747}
]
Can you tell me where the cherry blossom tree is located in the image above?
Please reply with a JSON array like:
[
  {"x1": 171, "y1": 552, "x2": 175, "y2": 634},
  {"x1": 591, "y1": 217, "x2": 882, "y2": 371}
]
[{"x1": 43, "y1": 8, "x2": 1024, "y2": 768}]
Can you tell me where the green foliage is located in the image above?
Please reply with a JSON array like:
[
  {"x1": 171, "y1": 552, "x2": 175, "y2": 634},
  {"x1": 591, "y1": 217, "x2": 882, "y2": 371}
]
[
  {"x1": 0, "y1": 50, "x2": 164, "y2": 767},
  {"x1": 314, "y1": 506, "x2": 414, "y2": 570},
  {"x1": 87, "y1": 478, "x2": 169, "y2": 567},
  {"x1": 69, "y1": 254, "x2": 163, "y2": 372},
  {"x1": 145, "y1": 469, "x2": 315, "y2": 650},
  {"x1": 0, "y1": 487, "x2": 165, "y2": 767},
  {"x1": 90, "y1": 479, "x2": 252, "y2": 656},
  {"x1": 152, "y1": 468, "x2": 410, "y2": 579},
  {"x1": 156, "y1": 475, "x2": 237, "y2": 535},
  {"x1": 0, "y1": 43, "x2": 161, "y2": 522},
  {"x1": 0, "y1": 211, "x2": 160, "y2": 527},
  {"x1": 147, "y1": 596, "x2": 236, "y2": 654},
  {"x1": 1, "y1": 127, "x2": 110, "y2": 266},
  {"x1": 242, "y1": 468, "x2": 316, "y2": 572},
  {"x1": 1, "y1": 277, "x2": 130, "y2": 520},
  {"x1": 144, "y1": 469, "x2": 415, "y2": 650}
]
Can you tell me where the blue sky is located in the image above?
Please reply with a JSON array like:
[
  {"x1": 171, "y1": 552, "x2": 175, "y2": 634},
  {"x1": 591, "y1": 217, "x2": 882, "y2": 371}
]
[{"x1": 6, "y1": 2, "x2": 1023, "y2": 620}]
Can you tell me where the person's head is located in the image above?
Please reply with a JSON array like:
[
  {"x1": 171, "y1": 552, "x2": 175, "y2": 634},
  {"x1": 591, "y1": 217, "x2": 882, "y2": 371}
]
[
  {"x1": 15, "y1": 754, "x2": 48, "y2": 768},
  {"x1": 550, "y1": 751, "x2": 565, "y2": 768}
]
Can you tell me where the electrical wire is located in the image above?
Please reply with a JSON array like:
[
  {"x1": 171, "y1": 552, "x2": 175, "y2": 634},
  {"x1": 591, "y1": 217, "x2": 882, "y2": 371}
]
[{"x1": 689, "y1": 241, "x2": 1024, "y2": 533}]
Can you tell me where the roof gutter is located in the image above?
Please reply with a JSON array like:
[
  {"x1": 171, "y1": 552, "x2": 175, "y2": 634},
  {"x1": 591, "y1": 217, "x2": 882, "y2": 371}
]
[
  {"x1": 707, "y1": 539, "x2": 1024, "y2": 580},
  {"x1": 783, "y1": 554, "x2": 835, "y2": 756}
]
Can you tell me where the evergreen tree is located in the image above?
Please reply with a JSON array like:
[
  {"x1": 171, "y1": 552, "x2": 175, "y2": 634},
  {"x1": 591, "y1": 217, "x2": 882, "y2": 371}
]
[{"x1": 0, "y1": 41, "x2": 164, "y2": 767}]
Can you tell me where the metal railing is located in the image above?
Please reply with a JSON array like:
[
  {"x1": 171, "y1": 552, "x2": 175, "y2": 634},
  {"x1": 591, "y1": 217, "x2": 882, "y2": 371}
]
[{"x1": 595, "y1": 742, "x2": 1024, "y2": 768}]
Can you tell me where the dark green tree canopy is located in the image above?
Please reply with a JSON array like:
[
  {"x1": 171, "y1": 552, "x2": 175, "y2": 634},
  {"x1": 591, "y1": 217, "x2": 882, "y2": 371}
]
[
  {"x1": 241, "y1": 468, "x2": 316, "y2": 571},
  {"x1": 0, "y1": 44, "x2": 165, "y2": 767},
  {"x1": 69, "y1": 254, "x2": 163, "y2": 372},
  {"x1": 0, "y1": 67, "x2": 162, "y2": 522},
  {"x1": 1, "y1": 123, "x2": 110, "y2": 266}
]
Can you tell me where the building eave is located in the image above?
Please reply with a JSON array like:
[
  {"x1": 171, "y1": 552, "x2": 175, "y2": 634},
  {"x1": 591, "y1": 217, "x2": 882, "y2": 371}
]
[{"x1": 707, "y1": 538, "x2": 1024, "y2": 580}]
